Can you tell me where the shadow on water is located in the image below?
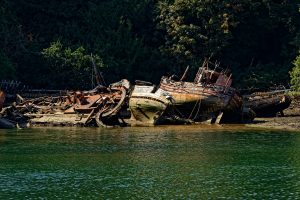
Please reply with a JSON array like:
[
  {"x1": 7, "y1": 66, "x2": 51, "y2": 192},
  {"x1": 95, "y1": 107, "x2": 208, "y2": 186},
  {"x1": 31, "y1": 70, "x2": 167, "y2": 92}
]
[{"x1": 0, "y1": 125, "x2": 300, "y2": 199}]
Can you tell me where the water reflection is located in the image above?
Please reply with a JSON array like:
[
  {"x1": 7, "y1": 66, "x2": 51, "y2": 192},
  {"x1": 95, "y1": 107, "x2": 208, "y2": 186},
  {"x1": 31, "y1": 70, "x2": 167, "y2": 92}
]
[{"x1": 0, "y1": 126, "x2": 300, "y2": 199}]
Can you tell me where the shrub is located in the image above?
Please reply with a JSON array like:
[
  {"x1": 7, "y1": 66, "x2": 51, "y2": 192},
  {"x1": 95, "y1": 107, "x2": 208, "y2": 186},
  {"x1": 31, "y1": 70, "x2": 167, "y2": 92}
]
[{"x1": 290, "y1": 54, "x2": 300, "y2": 92}]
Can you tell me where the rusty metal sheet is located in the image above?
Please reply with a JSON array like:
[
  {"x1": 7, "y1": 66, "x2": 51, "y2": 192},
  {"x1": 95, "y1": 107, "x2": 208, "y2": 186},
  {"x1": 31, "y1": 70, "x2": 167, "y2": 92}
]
[{"x1": 64, "y1": 94, "x2": 101, "y2": 114}]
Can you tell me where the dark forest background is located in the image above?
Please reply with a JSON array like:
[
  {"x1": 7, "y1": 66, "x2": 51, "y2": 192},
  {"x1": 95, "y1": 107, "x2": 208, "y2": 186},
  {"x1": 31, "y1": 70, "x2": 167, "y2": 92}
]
[{"x1": 1, "y1": 0, "x2": 300, "y2": 90}]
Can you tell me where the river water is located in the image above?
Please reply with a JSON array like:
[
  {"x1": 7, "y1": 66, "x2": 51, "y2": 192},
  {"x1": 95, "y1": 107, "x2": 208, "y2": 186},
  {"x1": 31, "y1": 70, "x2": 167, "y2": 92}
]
[{"x1": 0, "y1": 125, "x2": 300, "y2": 199}]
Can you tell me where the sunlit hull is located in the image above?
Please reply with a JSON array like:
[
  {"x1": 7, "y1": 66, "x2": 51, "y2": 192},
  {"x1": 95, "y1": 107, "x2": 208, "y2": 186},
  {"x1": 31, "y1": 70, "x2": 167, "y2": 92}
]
[
  {"x1": 159, "y1": 78, "x2": 233, "y2": 121},
  {"x1": 129, "y1": 85, "x2": 169, "y2": 125}
]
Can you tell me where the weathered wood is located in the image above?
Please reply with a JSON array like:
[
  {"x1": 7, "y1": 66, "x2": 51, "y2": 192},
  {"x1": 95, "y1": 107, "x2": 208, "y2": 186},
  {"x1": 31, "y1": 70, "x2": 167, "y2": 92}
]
[
  {"x1": 84, "y1": 109, "x2": 95, "y2": 125},
  {"x1": 243, "y1": 91, "x2": 291, "y2": 117}
]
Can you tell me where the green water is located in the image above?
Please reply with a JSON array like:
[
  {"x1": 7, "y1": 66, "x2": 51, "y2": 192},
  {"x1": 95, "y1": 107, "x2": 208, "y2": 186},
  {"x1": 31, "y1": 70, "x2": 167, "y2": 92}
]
[{"x1": 1, "y1": 125, "x2": 300, "y2": 199}]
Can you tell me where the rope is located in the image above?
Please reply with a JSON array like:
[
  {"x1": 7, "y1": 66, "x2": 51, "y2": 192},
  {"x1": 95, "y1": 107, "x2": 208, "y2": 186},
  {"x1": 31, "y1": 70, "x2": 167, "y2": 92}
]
[
  {"x1": 188, "y1": 86, "x2": 205, "y2": 119},
  {"x1": 188, "y1": 98, "x2": 200, "y2": 119},
  {"x1": 193, "y1": 98, "x2": 202, "y2": 121},
  {"x1": 173, "y1": 105, "x2": 184, "y2": 118}
]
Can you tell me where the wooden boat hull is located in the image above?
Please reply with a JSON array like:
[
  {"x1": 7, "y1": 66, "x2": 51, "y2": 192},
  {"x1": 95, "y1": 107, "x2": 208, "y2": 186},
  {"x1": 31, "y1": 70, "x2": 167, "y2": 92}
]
[
  {"x1": 159, "y1": 79, "x2": 233, "y2": 121},
  {"x1": 244, "y1": 92, "x2": 291, "y2": 117}
]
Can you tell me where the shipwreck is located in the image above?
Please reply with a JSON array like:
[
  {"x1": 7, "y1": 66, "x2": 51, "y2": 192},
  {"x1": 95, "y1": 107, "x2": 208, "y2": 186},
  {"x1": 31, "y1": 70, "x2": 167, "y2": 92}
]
[
  {"x1": 0, "y1": 58, "x2": 292, "y2": 128},
  {"x1": 127, "y1": 58, "x2": 255, "y2": 125},
  {"x1": 129, "y1": 80, "x2": 171, "y2": 125},
  {"x1": 0, "y1": 80, "x2": 131, "y2": 128},
  {"x1": 243, "y1": 89, "x2": 291, "y2": 117},
  {"x1": 157, "y1": 58, "x2": 246, "y2": 123}
]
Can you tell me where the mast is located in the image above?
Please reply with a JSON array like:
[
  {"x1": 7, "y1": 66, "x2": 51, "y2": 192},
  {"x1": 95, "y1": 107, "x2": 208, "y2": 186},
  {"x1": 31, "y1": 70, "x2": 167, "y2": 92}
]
[
  {"x1": 180, "y1": 66, "x2": 190, "y2": 81},
  {"x1": 194, "y1": 58, "x2": 208, "y2": 83},
  {"x1": 91, "y1": 54, "x2": 106, "y2": 86}
]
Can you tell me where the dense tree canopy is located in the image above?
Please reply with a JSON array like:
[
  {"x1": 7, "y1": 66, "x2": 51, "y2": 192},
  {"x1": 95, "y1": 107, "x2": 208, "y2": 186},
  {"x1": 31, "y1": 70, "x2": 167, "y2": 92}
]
[
  {"x1": 158, "y1": 0, "x2": 239, "y2": 64},
  {"x1": 158, "y1": 0, "x2": 300, "y2": 88},
  {"x1": 0, "y1": 0, "x2": 299, "y2": 90}
]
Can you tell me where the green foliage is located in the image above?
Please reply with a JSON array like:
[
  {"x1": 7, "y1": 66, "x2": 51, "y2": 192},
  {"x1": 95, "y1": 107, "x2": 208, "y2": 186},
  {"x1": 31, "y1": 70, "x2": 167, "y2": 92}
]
[
  {"x1": 79, "y1": 0, "x2": 169, "y2": 82},
  {"x1": 0, "y1": 0, "x2": 299, "y2": 90},
  {"x1": 42, "y1": 41, "x2": 104, "y2": 89},
  {"x1": 42, "y1": 41, "x2": 104, "y2": 69},
  {"x1": 157, "y1": 0, "x2": 300, "y2": 88},
  {"x1": 157, "y1": 0, "x2": 239, "y2": 66},
  {"x1": 290, "y1": 54, "x2": 300, "y2": 91},
  {"x1": 288, "y1": 91, "x2": 300, "y2": 98},
  {"x1": 3, "y1": 0, "x2": 169, "y2": 85}
]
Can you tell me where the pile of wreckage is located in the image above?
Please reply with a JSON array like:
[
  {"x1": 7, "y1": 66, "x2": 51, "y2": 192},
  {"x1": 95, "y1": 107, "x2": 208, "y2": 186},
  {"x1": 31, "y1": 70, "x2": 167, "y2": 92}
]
[{"x1": 0, "y1": 59, "x2": 292, "y2": 128}]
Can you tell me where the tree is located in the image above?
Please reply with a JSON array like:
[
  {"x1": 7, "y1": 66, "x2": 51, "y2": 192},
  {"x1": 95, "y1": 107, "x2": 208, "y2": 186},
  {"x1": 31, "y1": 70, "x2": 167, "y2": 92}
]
[
  {"x1": 157, "y1": 0, "x2": 241, "y2": 67},
  {"x1": 42, "y1": 41, "x2": 104, "y2": 89},
  {"x1": 220, "y1": 0, "x2": 300, "y2": 88},
  {"x1": 4, "y1": 0, "x2": 169, "y2": 85},
  {"x1": 1, "y1": 0, "x2": 299, "y2": 90},
  {"x1": 80, "y1": 0, "x2": 169, "y2": 82},
  {"x1": 157, "y1": 0, "x2": 300, "y2": 88}
]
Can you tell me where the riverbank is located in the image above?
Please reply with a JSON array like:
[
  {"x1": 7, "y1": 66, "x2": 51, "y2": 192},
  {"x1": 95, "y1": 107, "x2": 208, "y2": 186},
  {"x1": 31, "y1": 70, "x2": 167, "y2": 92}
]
[{"x1": 248, "y1": 95, "x2": 300, "y2": 130}]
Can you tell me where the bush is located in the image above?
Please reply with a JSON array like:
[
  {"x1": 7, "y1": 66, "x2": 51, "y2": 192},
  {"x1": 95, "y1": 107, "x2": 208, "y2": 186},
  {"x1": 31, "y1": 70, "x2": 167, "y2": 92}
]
[
  {"x1": 42, "y1": 41, "x2": 104, "y2": 89},
  {"x1": 290, "y1": 54, "x2": 300, "y2": 92}
]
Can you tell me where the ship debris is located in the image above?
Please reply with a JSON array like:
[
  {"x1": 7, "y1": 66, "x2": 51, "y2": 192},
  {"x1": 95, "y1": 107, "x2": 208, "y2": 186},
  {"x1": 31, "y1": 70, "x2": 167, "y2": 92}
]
[
  {"x1": 0, "y1": 80, "x2": 131, "y2": 128},
  {"x1": 157, "y1": 58, "x2": 250, "y2": 124},
  {"x1": 0, "y1": 59, "x2": 293, "y2": 128},
  {"x1": 243, "y1": 89, "x2": 291, "y2": 117}
]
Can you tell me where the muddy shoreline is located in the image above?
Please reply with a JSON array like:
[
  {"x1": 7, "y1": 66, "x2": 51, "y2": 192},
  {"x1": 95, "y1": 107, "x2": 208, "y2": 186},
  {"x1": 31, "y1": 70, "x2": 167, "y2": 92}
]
[{"x1": 248, "y1": 95, "x2": 300, "y2": 130}]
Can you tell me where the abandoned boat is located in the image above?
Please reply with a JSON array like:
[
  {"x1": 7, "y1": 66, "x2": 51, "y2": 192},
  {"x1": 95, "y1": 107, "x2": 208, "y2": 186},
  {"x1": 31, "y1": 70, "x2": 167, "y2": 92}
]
[
  {"x1": 158, "y1": 59, "x2": 242, "y2": 123},
  {"x1": 243, "y1": 90, "x2": 291, "y2": 117},
  {"x1": 129, "y1": 81, "x2": 172, "y2": 125}
]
